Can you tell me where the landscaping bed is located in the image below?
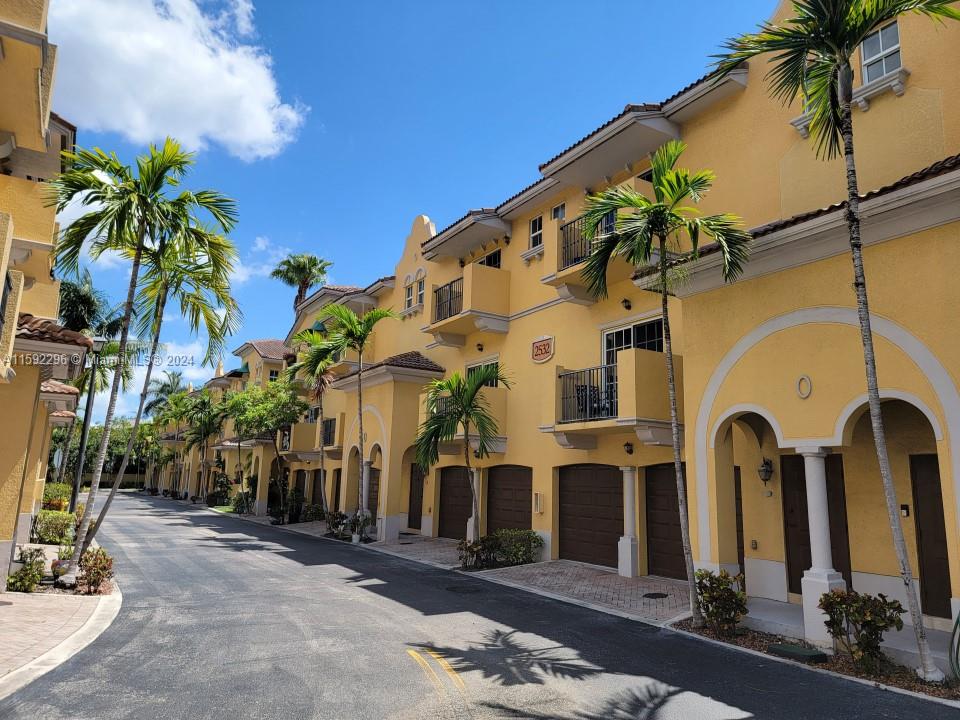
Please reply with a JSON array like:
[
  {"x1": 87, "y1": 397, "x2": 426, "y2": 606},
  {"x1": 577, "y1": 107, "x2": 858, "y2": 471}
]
[{"x1": 675, "y1": 619, "x2": 960, "y2": 701}]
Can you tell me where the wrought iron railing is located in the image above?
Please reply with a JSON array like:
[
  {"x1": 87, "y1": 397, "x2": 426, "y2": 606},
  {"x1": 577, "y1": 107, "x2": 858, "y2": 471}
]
[
  {"x1": 431, "y1": 395, "x2": 456, "y2": 416},
  {"x1": 0, "y1": 271, "x2": 11, "y2": 341},
  {"x1": 560, "y1": 211, "x2": 615, "y2": 270},
  {"x1": 558, "y1": 364, "x2": 618, "y2": 423},
  {"x1": 322, "y1": 418, "x2": 336, "y2": 447},
  {"x1": 433, "y1": 277, "x2": 463, "y2": 323}
]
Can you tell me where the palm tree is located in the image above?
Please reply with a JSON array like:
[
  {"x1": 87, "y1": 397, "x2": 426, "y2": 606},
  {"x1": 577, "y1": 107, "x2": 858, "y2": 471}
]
[
  {"x1": 145, "y1": 370, "x2": 186, "y2": 416},
  {"x1": 50, "y1": 138, "x2": 237, "y2": 580},
  {"x1": 581, "y1": 140, "x2": 751, "y2": 628},
  {"x1": 415, "y1": 364, "x2": 511, "y2": 543},
  {"x1": 58, "y1": 267, "x2": 113, "y2": 333},
  {"x1": 318, "y1": 304, "x2": 396, "y2": 518},
  {"x1": 286, "y1": 329, "x2": 338, "y2": 511},
  {"x1": 183, "y1": 391, "x2": 225, "y2": 500},
  {"x1": 271, "y1": 253, "x2": 333, "y2": 309},
  {"x1": 160, "y1": 391, "x2": 190, "y2": 492},
  {"x1": 85, "y1": 222, "x2": 240, "y2": 551},
  {"x1": 715, "y1": 0, "x2": 959, "y2": 681}
]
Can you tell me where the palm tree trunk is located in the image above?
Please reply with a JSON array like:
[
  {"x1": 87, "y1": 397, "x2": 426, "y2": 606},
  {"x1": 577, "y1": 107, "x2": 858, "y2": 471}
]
[
  {"x1": 357, "y1": 349, "x2": 365, "y2": 516},
  {"x1": 64, "y1": 229, "x2": 146, "y2": 578},
  {"x1": 838, "y1": 104, "x2": 939, "y2": 680},
  {"x1": 84, "y1": 290, "x2": 168, "y2": 552},
  {"x1": 318, "y1": 395, "x2": 328, "y2": 512},
  {"x1": 271, "y1": 437, "x2": 285, "y2": 523},
  {"x1": 463, "y1": 421, "x2": 480, "y2": 543},
  {"x1": 659, "y1": 235, "x2": 703, "y2": 627},
  {"x1": 55, "y1": 417, "x2": 78, "y2": 485}
]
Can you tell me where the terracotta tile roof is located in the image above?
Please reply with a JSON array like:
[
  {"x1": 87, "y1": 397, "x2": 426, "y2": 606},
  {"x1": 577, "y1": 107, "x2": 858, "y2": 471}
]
[
  {"x1": 323, "y1": 284, "x2": 364, "y2": 294},
  {"x1": 428, "y1": 209, "x2": 499, "y2": 245},
  {"x1": 633, "y1": 151, "x2": 960, "y2": 280},
  {"x1": 247, "y1": 339, "x2": 292, "y2": 361},
  {"x1": 660, "y1": 68, "x2": 724, "y2": 107},
  {"x1": 50, "y1": 409, "x2": 77, "y2": 419},
  {"x1": 40, "y1": 379, "x2": 80, "y2": 395},
  {"x1": 17, "y1": 314, "x2": 93, "y2": 349},
  {"x1": 496, "y1": 177, "x2": 554, "y2": 213},
  {"x1": 342, "y1": 351, "x2": 444, "y2": 379}
]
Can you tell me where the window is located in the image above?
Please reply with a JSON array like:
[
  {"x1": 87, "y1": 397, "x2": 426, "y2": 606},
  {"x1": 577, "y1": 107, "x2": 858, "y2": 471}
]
[
  {"x1": 268, "y1": 369, "x2": 279, "y2": 382},
  {"x1": 306, "y1": 406, "x2": 320, "y2": 423},
  {"x1": 477, "y1": 249, "x2": 501, "y2": 268},
  {"x1": 603, "y1": 318, "x2": 664, "y2": 365},
  {"x1": 467, "y1": 361, "x2": 499, "y2": 388},
  {"x1": 529, "y1": 215, "x2": 543, "y2": 248},
  {"x1": 862, "y1": 21, "x2": 900, "y2": 84},
  {"x1": 416, "y1": 277, "x2": 425, "y2": 305},
  {"x1": 638, "y1": 168, "x2": 654, "y2": 183},
  {"x1": 405, "y1": 283, "x2": 414, "y2": 309},
  {"x1": 552, "y1": 203, "x2": 565, "y2": 221}
]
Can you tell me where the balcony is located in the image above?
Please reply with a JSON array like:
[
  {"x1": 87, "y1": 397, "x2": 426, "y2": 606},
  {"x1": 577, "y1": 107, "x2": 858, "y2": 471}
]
[
  {"x1": 321, "y1": 412, "x2": 345, "y2": 459},
  {"x1": 559, "y1": 212, "x2": 615, "y2": 271},
  {"x1": 426, "y1": 262, "x2": 510, "y2": 346},
  {"x1": 542, "y1": 348, "x2": 682, "y2": 449},
  {"x1": 418, "y1": 385, "x2": 508, "y2": 454},
  {"x1": 279, "y1": 420, "x2": 317, "y2": 457}
]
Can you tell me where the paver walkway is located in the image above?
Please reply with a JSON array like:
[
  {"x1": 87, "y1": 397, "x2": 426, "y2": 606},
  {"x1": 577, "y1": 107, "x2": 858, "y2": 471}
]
[
  {"x1": 478, "y1": 560, "x2": 690, "y2": 625},
  {"x1": 369, "y1": 534, "x2": 461, "y2": 568},
  {"x1": 0, "y1": 592, "x2": 100, "y2": 677}
]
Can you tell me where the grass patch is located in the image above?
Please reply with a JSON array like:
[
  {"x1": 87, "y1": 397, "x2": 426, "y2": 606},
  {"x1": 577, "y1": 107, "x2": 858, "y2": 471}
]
[{"x1": 211, "y1": 506, "x2": 233, "y2": 514}]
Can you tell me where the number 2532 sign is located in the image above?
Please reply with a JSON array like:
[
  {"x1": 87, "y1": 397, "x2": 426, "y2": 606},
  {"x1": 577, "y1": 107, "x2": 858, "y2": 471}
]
[{"x1": 531, "y1": 336, "x2": 554, "y2": 364}]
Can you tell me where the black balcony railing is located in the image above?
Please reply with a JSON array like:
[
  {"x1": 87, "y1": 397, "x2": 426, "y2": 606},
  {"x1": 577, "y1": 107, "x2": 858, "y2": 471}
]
[
  {"x1": 0, "y1": 271, "x2": 11, "y2": 340},
  {"x1": 558, "y1": 364, "x2": 618, "y2": 423},
  {"x1": 322, "y1": 418, "x2": 336, "y2": 447},
  {"x1": 433, "y1": 277, "x2": 463, "y2": 323},
  {"x1": 560, "y1": 211, "x2": 615, "y2": 270},
  {"x1": 431, "y1": 395, "x2": 456, "y2": 416}
]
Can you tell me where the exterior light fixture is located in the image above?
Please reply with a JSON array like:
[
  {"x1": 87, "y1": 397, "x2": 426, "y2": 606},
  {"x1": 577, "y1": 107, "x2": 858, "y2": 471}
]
[
  {"x1": 621, "y1": 298, "x2": 632, "y2": 310},
  {"x1": 623, "y1": 442, "x2": 634, "y2": 455},
  {"x1": 459, "y1": 259, "x2": 465, "y2": 268},
  {"x1": 757, "y1": 458, "x2": 774, "y2": 485},
  {"x1": 503, "y1": 235, "x2": 511, "y2": 245},
  {"x1": 476, "y1": 343, "x2": 483, "y2": 352}
]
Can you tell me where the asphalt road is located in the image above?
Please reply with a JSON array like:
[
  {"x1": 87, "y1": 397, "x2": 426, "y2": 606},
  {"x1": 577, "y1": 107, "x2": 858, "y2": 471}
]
[{"x1": 0, "y1": 493, "x2": 954, "y2": 719}]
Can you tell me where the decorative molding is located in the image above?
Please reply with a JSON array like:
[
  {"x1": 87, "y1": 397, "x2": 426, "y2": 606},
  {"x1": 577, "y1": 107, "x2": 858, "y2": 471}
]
[
  {"x1": 555, "y1": 283, "x2": 595, "y2": 306},
  {"x1": 550, "y1": 431, "x2": 597, "y2": 450},
  {"x1": 520, "y1": 244, "x2": 544, "y2": 265},
  {"x1": 790, "y1": 67, "x2": 910, "y2": 136},
  {"x1": 398, "y1": 302, "x2": 423, "y2": 319}
]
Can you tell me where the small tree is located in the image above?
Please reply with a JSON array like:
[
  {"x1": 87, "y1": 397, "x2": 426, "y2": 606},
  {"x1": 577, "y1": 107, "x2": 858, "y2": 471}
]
[
  {"x1": 182, "y1": 390, "x2": 225, "y2": 501},
  {"x1": 415, "y1": 364, "x2": 511, "y2": 543}
]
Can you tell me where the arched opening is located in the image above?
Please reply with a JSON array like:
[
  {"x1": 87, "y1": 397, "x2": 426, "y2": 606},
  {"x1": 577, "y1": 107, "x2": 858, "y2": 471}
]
[
  {"x1": 268, "y1": 458, "x2": 282, "y2": 515},
  {"x1": 399, "y1": 446, "x2": 424, "y2": 533},
  {"x1": 345, "y1": 447, "x2": 361, "y2": 515},
  {"x1": 367, "y1": 444, "x2": 383, "y2": 530}
]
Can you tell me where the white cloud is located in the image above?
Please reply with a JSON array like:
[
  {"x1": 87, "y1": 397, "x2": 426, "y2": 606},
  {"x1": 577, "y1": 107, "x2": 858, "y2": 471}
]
[
  {"x1": 49, "y1": 0, "x2": 307, "y2": 160},
  {"x1": 231, "y1": 234, "x2": 290, "y2": 284}
]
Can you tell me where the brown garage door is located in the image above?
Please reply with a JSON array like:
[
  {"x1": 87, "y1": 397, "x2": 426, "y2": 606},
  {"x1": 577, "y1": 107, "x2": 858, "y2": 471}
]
[
  {"x1": 367, "y1": 468, "x2": 380, "y2": 524},
  {"x1": 645, "y1": 464, "x2": 686, "y2": 580},
  {"x1": 439, "y1": 466, "x2": 472, "y2": 540},
  {"x1": 487, "y1": 466, "x2": 532, "y2": 533},
  {"x1": 559, "y1": 465, "x2": 622, "y2": 568}
]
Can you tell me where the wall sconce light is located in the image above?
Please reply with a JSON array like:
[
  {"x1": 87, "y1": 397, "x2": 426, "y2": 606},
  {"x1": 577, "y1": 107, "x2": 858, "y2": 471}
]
[
  {"x1": 504, "y1": 235, "x2": 511, "y2": 245},
  {"x1": 533, "y1": 491, "x2": 544, "y2": 514},
  {"x1": 459, "y1": 259, "x2": 465, "y2": 268},
  {"x1": 757, "y1": 458, "x2": 774, "y2": 485},
  {"x1": 623, "y1": 442, "x2": 634, "y2": 455},
  {"x1": 621, "y1": 298, "x2": 632, "y2": 311},
  {"x1": 476, "y1": 343, "x2": 484, "y2": 352}
]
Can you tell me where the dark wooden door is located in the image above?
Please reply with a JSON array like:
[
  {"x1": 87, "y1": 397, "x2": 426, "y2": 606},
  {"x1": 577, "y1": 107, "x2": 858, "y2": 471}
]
[
  {"x1": 781, "y1": 455, "x2": 852, "y2": 594},
  {"x1": 407, "y1": 464, "x2": 424, "y2": 531},
  {"x1": 332, "y1": 469, "x2": 342, "y2": 512},
  {"x1": 911, "y1": 454, "x2": 952, "y2": 618},
  {"x1": 645, "y1": 464, "x2": 686, "y2": 580},
  {"x1": 367, "y1": 468, "x2": 381, "y2": 523},
  {"x1": 438, "y1": 466, "x2": 472, "y2": 540},
  {"x1": 311, "y1": 469, "x2": 324, "y2": 506},
  {"x1": 487, "y1": 466, "x2": 532, "y2": 533},
  {"x1": 734, "y1": 466, "x2": 745, "y2": 579},
  {"x1": 295, "y1": 469, "x2": 306, "y2": 494},
  {"x1": 558, "y1": 465, "x2": 622, "y2": 568}
]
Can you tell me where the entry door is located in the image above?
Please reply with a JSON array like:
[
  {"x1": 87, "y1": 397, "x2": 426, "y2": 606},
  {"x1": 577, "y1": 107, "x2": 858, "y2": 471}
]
[
  {"x1": 910, "y1": 454, "x2": 952, "y2": 618},
  {"x1": 734, "y1": 466, "x2": 745, "y2": 581},
  {"x1": 781, "y1": 455, "x2": 852, "y2": 594},
  {"x1": 295, "y1": 469, "x2": 306, "y2": 495},
  {"x1": 438, "y1": 467, "x2": 472, "y2": 540},
  {"x1": 311, "y1": 469, "x2": 325, "y2": 507},
  {"x1": 408, "y1": 464, "x2": 424, "y2": 531},
  {"x1": 368, "y1": 468, "x2": 381, "y2": 523},
  {"x1": 332, "y1": 469, "x2": 342, "y2": 512},
  {"x1": 645, "y1": 464, "x2": 686, "y2": 580}
]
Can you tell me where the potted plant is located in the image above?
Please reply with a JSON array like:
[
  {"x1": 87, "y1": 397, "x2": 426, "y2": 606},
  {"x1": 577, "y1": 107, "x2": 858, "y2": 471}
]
[{"x1": 349, "y1": 513, "x2": 368, "y2": 544}]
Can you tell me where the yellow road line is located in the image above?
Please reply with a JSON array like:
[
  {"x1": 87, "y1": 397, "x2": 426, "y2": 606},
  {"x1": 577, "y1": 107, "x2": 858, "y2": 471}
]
[
  {"x1": 426, "y1": 650, "x2": 466, "y2": 691},
  {"x1": 406, "y1": 649, "x2": 445, "y2": 696}
]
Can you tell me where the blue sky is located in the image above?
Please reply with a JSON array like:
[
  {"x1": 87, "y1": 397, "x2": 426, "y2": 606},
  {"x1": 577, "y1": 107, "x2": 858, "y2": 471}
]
[{"x1": 48, "y1": 0, "x2": 776, "y2": 419}]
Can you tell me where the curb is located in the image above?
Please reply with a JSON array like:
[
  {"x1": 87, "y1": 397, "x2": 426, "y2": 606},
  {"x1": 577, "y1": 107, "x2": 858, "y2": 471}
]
[{"x1": 0, "y1": 583, "x2": 123, "y2": 701}]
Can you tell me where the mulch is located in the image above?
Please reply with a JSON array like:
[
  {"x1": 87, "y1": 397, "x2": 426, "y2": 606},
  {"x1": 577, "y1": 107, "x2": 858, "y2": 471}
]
[{"x1": 675, "y1": 619, "x2": 960, "y2": 700}]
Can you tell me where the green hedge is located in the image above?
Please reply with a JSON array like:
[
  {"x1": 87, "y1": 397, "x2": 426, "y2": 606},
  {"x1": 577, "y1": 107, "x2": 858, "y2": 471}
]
[{"x1": 32, "y1": 510, "x2": 75, "y2": 545}]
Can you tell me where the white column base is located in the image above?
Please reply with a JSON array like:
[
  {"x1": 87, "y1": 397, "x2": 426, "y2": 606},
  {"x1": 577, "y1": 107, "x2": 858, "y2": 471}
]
[
  {"x1": 535, "y1": 530, "x2": 551, "y2": 562},
  {"x1": 801, "y1": 569, "x2": 846, "y2": 649},
  {"x1": 15, "y1": 513, "x2": 32, "y2": 544},
  {"x1": 466, "y1": 514, "x2": 478, "y2": 542},
  {"x1": 380, "y1": 514, "x2": 405, "y2": 543},
  {"x1": 618, "y1": 536, "x2": 639, "y2": 578},
  {"x1": 421, "y1": 514, "x2": 434, "y2": 537},
  {"x1": 254, "y1": 499, "x2": 267, "y2": 516}
]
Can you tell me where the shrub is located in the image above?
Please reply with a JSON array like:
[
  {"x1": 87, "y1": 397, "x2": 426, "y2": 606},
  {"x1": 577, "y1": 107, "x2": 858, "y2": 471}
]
[
  {"x1": 74, "y1": 503, "x2": 85, "y2": 530},
  {"x1": 494, "y1": 529, "x2": 544, "y2": 566},
  {"x1": 231, "y1": 489, "x2": 253, "y2": 515},
  {"x1": 819, "y1": 589, "x2": 904, "y2": 673},
  {"x1": 325, "y1": 510, "x2": 348, "y2": 538},
  {"x1": 302, "y1": 503, "x2": 325, "y2": 522},
  {"x1": 695, "y1": 569, "x2": 748, "y2": 636},
  {"x1": 287, "y1": 487, "x2": 305, "y2": 524},
  {"x1": 43, "y1": 482, "x2": 72, "y2": 510},
  {"x1": 76, "y1": 547, "x2": 114, "y2": 595},
  {"x1": 457, "y1": 535, "x2": 502, "y2": 570},
  {"x1": 348, "y1": 512, "x2": 369, "y2": 536},
  {"x1": 51, "y1": 545, "x2": 73, "y2": 579},
  {"x1": 7, "y1": 547, "x2": 45, "y2": 592},
  {"x1": 32, "y1": 510, "x2": 76, "y2": 545}
]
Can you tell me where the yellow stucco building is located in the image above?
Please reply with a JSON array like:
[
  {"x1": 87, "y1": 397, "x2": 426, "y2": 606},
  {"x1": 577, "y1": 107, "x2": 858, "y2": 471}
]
[
  {"x1": 159, "y1": 1, "x2": 960, "y2": 664},
  {"x1": 0, "y1": 0, "x2": 89, "y2": 574}
]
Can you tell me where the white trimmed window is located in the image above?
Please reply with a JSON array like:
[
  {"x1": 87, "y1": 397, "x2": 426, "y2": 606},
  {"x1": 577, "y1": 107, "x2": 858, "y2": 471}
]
[
  {"x1": 405, "y1": 283, "x2": 414, "y2": 309},
  {"x1": 862, "y1": 21, "x2": 900, "y2": 84},
  {"x1": 552, "y1": 203, "x2": 565, "y2": 221},
  {"x1": 466, "y1": 360, "x2": 499, "y2": 388},
  {"x1": 530, "y1": 215, "x2": 543, "y2": 248},
  {"x1": 268, "y1": 369, "x2": 279, "y2": 382},
  {"x1": 416, "y1": 277, "x2": 425, "y2": 305}
]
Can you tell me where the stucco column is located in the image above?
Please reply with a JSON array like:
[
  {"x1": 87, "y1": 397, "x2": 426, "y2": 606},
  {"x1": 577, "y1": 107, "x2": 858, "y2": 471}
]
[
  {"x1": 618, "y1": 466, "x2": 639, "y2": 578},
  {"x1": 798, "y1": 447, "x2": 846, "y2": 649},
  {"x1": 361, "y1": 460, "x2": 372, "y2": 517},
  {"x1": 466, "y1": 468, "x2": 481, "y2": 541}
]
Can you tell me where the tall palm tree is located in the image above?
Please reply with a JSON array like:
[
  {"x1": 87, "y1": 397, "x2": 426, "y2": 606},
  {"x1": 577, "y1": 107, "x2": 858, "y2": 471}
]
[
  {"x1": 715, "y1": 0, "x2": 959, "y2": 681},
  {"x1": 318, "y1": 304, "x2": 396, "y2": 517},
  {"x1": 183, "y1": 390, "x2": 225, "y2": 500},
  {"x1": 58, "y1": 267, "x2": 113, "y2": 333},
  {"x1": 85, "y1": 223, "x2": 240, "y2": 551},
  {"x1": 581, "y1": 140, "x2": 751, "y2": 628},
  {"x1": 286, "y1": 329, "x2": 338, "y2": 511},
  {"x1": 51, "y1": 138, "x2": 237, "y2": 580},
  {"x1": 271, "y1": 253, "x2": 333, "y2": 310},
  {"x1": 415, "y1": 364, "x2": 511, "y2": 543},
  {"x1": 145, "y1": 370, "x2": 186, "y2": 416},
  {"x1": 160, "y1": 391, "x2": 190, "y2": 492}
]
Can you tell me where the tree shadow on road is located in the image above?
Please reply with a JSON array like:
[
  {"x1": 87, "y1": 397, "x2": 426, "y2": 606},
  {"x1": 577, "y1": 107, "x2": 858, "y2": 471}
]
[{"x1": 483, "y1": 684, "x2": 699, "y2": 720}]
